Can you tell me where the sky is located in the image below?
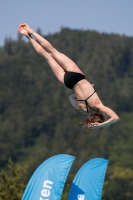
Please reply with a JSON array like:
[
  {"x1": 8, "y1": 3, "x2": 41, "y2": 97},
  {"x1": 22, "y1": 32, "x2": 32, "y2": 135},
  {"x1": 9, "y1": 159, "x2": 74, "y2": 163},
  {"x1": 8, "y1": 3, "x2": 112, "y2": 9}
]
[{"x1": 0, "y1": 0, "x2": 133, "y2": 47}]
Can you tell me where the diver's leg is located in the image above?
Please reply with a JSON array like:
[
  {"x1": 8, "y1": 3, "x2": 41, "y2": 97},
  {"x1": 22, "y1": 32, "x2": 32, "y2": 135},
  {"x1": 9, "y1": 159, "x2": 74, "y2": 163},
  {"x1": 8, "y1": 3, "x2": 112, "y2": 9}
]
[
  {"x1": 27, "y1": 27, "x2": 83, "y2": 73},
  {"x1": 29, "y1": 36, "x2": 65, "y2": 83},
  {"x1": 50, "y1": 50, "x2": 84, "y2": 74},
  {"x1": 19, "y1": 23, "x2": 83, "y2": 75}
]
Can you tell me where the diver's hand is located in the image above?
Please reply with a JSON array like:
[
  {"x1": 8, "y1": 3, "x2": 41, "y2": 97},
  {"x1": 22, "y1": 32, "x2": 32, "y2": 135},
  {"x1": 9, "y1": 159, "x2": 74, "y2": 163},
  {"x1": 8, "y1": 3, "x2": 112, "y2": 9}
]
[{"x1": 85, "y1": 122, "x2": 100, "y2": 129}]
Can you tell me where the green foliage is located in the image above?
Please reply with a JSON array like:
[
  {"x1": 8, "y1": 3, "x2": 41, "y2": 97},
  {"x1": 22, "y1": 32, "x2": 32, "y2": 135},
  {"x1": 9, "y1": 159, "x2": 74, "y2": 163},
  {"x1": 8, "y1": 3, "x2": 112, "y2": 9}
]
[
  {"x1": 103, "y1": 167, "x2": 133, "y2": 200},
  {"x1": 61, "y1": 173, "x2": 74, "y2": 200},
  {"x1": 0, "y1": 158, "x2": 27, "y2": 200},
  {"x1": 0, "y1": 29, "x2": 133, "y2": 197}
]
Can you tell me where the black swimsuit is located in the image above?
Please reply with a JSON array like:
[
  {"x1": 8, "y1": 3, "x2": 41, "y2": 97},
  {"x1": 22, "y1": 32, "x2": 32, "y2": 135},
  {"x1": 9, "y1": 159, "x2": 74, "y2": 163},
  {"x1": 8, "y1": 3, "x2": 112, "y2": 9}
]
[
  {"x1": 77, "y1": 90, "x2": 96, "y2": 113},
  {"x1": 64, "y1": 71, "x2": 97, "y2": 113},
  {"x1": 64, "y1": 71, "x2": 86, "y2": 90}
]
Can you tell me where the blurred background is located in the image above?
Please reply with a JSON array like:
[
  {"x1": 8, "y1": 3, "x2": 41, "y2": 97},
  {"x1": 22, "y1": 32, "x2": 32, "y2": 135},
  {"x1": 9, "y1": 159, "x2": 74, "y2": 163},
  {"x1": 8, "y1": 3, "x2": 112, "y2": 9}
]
[
  {"x1": 0, "y1": 0, "x2": 133, "y2": 47},
  {"x1": 0, "y1": 1, "x2": 133, "y2": 199}
]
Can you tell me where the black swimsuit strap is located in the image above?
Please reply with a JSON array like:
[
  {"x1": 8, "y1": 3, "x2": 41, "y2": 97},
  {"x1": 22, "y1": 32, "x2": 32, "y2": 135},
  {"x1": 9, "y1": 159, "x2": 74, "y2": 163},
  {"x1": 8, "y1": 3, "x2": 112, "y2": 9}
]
[
  {"x1": 84, "y1": 100, "x2": 89, "y2": 113},
  {"x1": 85, "y1": 90, "x2": 96, "y2": 101},
  {"x1": 86, "y1": 102, "x2": 96, "y2": 112},
  {"x1": 77, "y1": 90, "x2": 96, "y2": 113},
  {"x1": 77, "y1": 90, "x2": 96, "y2": 102}
]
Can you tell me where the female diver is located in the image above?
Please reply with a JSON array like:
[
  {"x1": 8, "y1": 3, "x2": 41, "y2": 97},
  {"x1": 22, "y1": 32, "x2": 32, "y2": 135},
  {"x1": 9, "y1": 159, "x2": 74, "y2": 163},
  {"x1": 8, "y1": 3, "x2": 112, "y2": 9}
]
[{"x1": 18, "y1": 23, "x2": 119, "y2": 129}]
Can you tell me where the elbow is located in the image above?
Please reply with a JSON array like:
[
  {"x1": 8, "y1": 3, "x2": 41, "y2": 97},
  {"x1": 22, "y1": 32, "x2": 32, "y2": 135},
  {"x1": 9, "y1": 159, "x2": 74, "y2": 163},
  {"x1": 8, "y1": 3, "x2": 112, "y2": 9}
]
[
  {"x1": 117, "y1": 116, "x2": 120, "y2": 121},
  {"x1": 114, "y1": 115, "x2": 120, "y2": 122},
  {"x1": 116, "y1": 114, "x2": 120, "y2": 121}
]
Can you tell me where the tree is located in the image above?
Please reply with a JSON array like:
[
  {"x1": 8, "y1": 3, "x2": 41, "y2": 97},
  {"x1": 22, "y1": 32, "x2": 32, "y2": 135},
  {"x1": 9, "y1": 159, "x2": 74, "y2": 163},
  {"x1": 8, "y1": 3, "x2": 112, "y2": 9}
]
[
  {"x1": 0, "y1": 158, "x2": 27, "y2": 200},
  {"x1": 102, "y1": 167, "x2": 133, "y2": 200}
]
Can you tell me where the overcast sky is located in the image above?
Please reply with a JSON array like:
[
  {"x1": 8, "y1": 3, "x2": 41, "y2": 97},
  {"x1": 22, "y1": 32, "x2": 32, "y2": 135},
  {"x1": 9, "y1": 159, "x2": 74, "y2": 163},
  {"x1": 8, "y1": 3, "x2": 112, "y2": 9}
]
[{"x1": 0, "y1": 0, "x2": 133, "y2": 47}]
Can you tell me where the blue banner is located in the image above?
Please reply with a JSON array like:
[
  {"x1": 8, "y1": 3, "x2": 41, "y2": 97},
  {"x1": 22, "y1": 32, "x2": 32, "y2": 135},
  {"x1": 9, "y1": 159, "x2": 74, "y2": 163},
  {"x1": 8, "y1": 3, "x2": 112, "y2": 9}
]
[
  {"x1": 68, "y1": 158, "x2": 108, "y2": 200},
  {"x1": 22, "y1": 154, "x2": 75, "y2": 200}
]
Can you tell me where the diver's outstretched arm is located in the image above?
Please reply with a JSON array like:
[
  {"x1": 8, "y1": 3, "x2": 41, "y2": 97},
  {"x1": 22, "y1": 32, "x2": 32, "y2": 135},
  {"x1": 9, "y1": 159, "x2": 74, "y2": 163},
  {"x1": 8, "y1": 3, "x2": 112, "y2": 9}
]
[{"x1": 87, "y1": 105, "x2": 119, "y2": 129}]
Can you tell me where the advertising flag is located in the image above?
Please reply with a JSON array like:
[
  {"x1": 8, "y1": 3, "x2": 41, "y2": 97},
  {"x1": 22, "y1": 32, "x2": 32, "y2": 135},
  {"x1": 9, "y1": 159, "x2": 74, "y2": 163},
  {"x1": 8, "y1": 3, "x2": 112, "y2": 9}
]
[
  {"x1": 22, "y1": 154, "x2": 75, "y2": 200},
  {"x1": 68, "y1": 158, "x2": 108, "y2": 200}
]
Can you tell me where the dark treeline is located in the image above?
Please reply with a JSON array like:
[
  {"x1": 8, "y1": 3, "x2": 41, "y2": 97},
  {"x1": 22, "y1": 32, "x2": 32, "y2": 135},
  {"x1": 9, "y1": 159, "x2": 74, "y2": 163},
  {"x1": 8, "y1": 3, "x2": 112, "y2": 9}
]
[{"x1": 0, "y1": 28, "x2": 133, "y2": 199}]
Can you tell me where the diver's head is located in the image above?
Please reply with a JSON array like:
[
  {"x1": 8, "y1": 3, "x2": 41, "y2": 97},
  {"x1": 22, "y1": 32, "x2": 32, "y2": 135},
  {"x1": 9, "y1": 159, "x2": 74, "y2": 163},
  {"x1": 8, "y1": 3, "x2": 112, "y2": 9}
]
[{"x1": 81, "y1": 111, "x2": 106, "y2": 127}]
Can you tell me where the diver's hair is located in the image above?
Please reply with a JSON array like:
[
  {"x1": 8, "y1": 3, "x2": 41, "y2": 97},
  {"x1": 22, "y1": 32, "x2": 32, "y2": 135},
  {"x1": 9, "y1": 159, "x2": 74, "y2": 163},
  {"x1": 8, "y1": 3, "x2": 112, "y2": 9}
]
[{"x1": 81, "y1": 112, "x2": 106, "y2": 127}]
